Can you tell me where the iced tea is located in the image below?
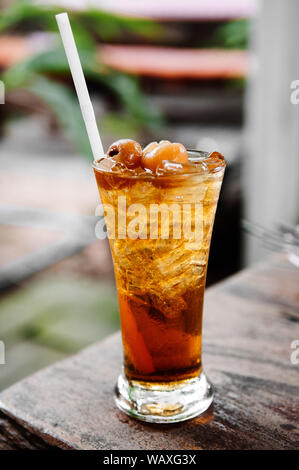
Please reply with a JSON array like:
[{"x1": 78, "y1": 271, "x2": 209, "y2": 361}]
[{"x1": 93, "y1": 149, "x2": 225, "y2": 387}]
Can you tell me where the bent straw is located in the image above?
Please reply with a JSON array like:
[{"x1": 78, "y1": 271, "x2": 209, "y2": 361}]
[{"x1": 56, "y1": 12, "x2": 104, "y2": 158}]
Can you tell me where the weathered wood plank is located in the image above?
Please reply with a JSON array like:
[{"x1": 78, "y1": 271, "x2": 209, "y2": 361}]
[{"x1": 0, "y1": 255, "x2": 298, "y2": 450}]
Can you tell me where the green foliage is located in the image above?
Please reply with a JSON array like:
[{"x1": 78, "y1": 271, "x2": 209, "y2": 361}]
[
  {"x1": 225, "y1": 78, "x2": 247, "y2": 90},
  {"x1": 3, "y1": 45, "x2": 98, "y2": 89},
  {"x1": 28, "y1": 75, "x2": 93, "y2": 158},
  {"x1": 212, "y1": 19, "x2": 249, "y2": 50},
  {"x1": 101, "y1": 73, "x2": 164, "y2": 133},
  {"x1": 80, "y1": 9, "x2": 161, "y2": 41},
  {"x1": 0, "y1": 274, "x2": 119, "y2": 353},
  {"x1": 1, "y1": 0, "x2": 164, "y2": 158},
  {"x1": 0, "y1": 0, "x2": 160, "y2": 39},
  {"x1": 0, "y1": 0, "x2": 59, "y2": 32},
  {"x1": 101, "y1": 113, "x2": 141, "y2": 141}
]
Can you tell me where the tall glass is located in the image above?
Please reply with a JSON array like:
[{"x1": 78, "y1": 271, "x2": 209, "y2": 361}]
[{"x1": 93, "y1": 150, "x2": 226, "y2": 423}]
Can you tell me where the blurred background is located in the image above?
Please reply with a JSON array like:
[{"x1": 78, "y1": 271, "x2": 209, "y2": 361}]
[{"x1": 0, "y1": 0, "x2": 298, "y2": 390}]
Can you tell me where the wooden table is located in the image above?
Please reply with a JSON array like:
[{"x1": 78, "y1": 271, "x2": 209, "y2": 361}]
[{"x1": 0, "y1": 255, "x2": 298, "y2": 450}]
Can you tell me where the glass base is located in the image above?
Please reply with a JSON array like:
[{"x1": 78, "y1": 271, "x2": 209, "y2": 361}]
[{"x1": 114, "y1": 372, "x2": 213, "y2": 423}]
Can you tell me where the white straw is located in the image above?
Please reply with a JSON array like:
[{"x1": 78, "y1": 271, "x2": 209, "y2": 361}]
[{"x1": 56, "y1": 12, "x2": 104, "y2": 158}]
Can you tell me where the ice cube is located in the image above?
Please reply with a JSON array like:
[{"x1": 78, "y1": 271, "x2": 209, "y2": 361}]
[
  {"x1": 96, "y1": 157, "x2": 116, "y2": 172},
  {"x1": 156, "y1": 160, "x2": 207, "y2": 176},
  {"x1": 96, "y1": 157, "x2": 131, "y2": 174}
]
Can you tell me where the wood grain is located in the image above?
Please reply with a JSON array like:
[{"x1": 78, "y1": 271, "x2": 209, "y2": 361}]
[{"x1": 0, "y1": 255, "x2": 298, "y2": 450}]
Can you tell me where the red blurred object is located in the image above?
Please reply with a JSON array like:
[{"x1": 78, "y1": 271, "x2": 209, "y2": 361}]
[
  {"x1": 0, "y1": 35, "x2": 248, "y2": 80},
  {"x1": 99, "y1": 45, "x2": 248, "y2": 79},
  {"x1": 0, "y1": 36, "x2": 31, "y2": 67}
]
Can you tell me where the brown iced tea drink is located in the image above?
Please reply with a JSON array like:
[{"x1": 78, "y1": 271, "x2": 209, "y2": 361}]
[{"x1": 93, "y1": 140, "x2": 226, "y2": 423}]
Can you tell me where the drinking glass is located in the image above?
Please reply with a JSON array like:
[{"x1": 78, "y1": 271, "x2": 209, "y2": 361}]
[{"x1": 93, "y1": 150, "x2": 226, "y2": 423}]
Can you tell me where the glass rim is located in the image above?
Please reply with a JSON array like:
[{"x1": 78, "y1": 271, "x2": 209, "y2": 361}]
[{"x1": 92, "y1": 149, "x2": 227, "y2": 179}]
